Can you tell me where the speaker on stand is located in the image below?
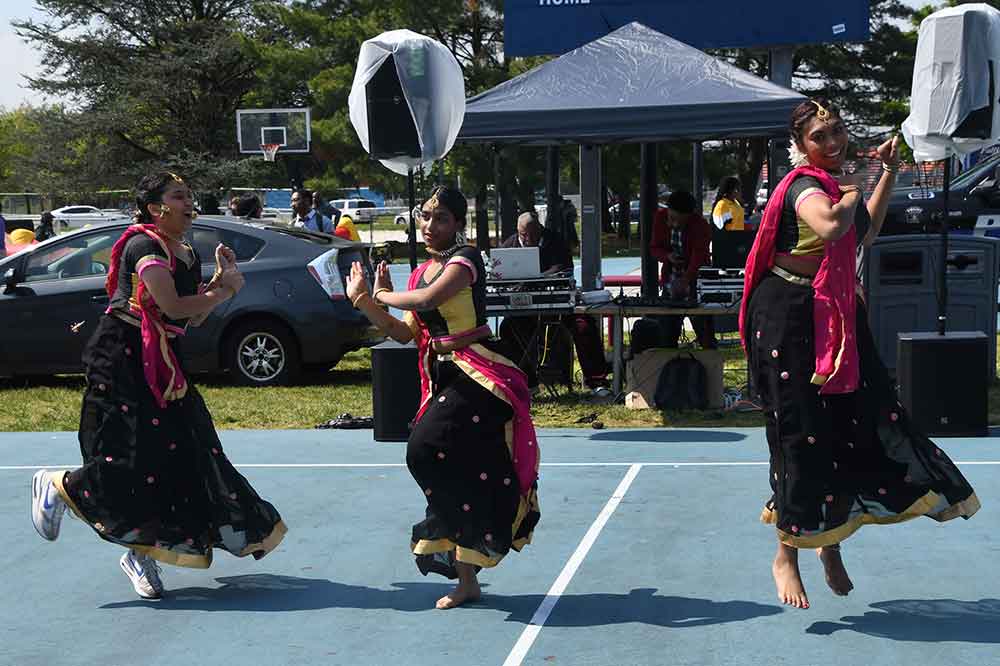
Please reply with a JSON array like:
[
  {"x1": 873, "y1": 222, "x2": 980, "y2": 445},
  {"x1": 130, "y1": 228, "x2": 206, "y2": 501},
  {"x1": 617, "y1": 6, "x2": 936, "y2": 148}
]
[{"x1": 898, "y1": 5, "x2": 1000, "y2": 436}]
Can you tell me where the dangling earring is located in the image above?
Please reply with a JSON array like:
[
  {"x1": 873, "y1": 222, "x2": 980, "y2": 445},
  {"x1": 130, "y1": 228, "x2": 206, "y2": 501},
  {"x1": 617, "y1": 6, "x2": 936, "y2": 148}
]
[
  {"x1": 159, "y1": 204, "x2": 172, "y2": 217},
  {"x1": 455, "y1": 229, "x2": 467, "y2": 246}
]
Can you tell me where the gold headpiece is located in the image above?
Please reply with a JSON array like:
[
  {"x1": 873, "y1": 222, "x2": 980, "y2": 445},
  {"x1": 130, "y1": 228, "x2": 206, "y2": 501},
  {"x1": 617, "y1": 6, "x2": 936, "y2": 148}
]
[
  {"x1": 425, "y1": 189, "x2": 440, "y2": 211},
  {"x1": 167, "y1": 172, "x2": 184, "y2": 183},
  {"x1": 811, "y1": 100, "x2": 832, "y2": 123}
]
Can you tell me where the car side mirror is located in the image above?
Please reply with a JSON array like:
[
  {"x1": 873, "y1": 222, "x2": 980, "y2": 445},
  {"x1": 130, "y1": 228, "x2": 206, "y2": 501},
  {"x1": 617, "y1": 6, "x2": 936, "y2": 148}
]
[{"x1": 3, "y1": 267, "x2": 19, "y2": 293}]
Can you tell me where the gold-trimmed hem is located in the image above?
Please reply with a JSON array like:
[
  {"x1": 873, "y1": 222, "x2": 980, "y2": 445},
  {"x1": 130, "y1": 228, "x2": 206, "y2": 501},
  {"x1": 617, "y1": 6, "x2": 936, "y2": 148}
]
[
  {"x1": 763, "y1": 490, "x2": 948, "y2": 548},
  {"x1": 411, "y1": 493, "x2": 538, "y2": 569},
  {"x1": 810, "y1": 373, "x2": 828, "y2": 386},
  {"x1": 238, "y1": 520, "x2": 288, "y2": 558},
  {"x1": 131, "y1": 543, "x2": 212, "y2": 569},
  {"x1": 930, "y1": 493, "x2": 981, "y2": 522},
  {"x1": 51, "y1": 472, "x2": 287, "y2": 569}
]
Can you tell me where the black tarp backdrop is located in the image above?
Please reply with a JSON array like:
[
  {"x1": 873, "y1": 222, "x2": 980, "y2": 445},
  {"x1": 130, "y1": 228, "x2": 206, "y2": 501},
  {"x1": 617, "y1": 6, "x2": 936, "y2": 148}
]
[{"x1": 456, "y1": 22, "x2": 805, "y2": 293}]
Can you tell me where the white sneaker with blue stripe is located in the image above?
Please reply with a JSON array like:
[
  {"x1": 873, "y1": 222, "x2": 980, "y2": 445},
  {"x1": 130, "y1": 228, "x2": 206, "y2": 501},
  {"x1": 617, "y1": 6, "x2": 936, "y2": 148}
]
[
  {"x1": 31, "y1": 470, "x2": 67, "y2": 541},
  {"x1": 120, "y1": 550, "x2": 164, "y2": 600}
]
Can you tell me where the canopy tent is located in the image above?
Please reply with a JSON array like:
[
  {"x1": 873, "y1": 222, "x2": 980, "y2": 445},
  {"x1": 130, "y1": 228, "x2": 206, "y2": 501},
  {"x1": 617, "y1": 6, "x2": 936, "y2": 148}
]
[
  {"x1": 456, "y1": 21, "x2": 805, "y2": 302},
  {"x1": 458, "y1": 22, "x2": 806, "y2": 145}
]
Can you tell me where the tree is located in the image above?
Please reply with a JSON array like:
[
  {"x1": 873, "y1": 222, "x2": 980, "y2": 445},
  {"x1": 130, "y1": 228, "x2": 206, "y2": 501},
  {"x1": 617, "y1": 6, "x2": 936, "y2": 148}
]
[{"x1": 12, "y1": 0, "x2": 267, "y2": 193}]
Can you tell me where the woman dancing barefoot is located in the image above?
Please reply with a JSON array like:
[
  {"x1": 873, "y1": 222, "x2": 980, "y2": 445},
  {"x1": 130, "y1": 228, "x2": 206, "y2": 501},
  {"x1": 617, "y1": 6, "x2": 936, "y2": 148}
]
[
  {"x1": 347, "y1": 186, "x2": 540, "y2": 610},
  {"x1": 741, "y1": 99, "x2": 979, "y2": 609}
]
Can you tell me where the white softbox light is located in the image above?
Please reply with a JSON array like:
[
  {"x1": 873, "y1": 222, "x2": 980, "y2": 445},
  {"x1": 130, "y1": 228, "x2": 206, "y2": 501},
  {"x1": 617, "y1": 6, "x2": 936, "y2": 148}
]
[
  {"x1": 902, "y1": 4, "x2": 1000, "y2": 162},
  {"x1": 348, "y1": 30, "x2": 465, "y2": 176}
]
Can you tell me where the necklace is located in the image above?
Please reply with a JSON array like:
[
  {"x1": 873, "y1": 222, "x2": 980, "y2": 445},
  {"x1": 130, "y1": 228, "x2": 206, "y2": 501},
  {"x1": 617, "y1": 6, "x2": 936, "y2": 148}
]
[{"x1": 429, "y1": 241, "x2": 463, "y2": 259}]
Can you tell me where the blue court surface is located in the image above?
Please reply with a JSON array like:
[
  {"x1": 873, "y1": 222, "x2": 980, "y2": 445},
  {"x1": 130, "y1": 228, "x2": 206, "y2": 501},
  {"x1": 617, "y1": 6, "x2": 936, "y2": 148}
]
[{"x1": 2, "y1": 427, "x2": 997, "y2": 665}]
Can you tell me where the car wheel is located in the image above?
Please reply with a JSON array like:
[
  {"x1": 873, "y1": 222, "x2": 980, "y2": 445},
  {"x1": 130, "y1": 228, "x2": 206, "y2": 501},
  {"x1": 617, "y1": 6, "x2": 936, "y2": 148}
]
[{"x1": 226, "y1": 319, "x2": 300, "y2": 386}]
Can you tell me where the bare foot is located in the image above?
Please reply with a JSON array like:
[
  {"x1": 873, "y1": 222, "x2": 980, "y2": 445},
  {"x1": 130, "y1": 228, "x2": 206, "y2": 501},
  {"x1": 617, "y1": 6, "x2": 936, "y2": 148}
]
[
  {"x1": 435, "y1": 581, "x2": 481, "y2": 609},
  {"x1": 817, "y1": 546, "x2": 854, "y2": 596},
  {"x1": 772, "y1": 543, "x2": 809, "y2": 609}
]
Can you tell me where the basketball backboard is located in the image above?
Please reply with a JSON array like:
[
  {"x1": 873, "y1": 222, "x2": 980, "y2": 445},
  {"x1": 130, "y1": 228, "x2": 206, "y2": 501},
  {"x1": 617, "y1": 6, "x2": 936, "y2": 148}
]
[
  {"x1": 504, "y1": 0, "x2": 871, "y2": 56},
  {"x1": 236, "y1": 108, "x2": 311, "y2": 154}
]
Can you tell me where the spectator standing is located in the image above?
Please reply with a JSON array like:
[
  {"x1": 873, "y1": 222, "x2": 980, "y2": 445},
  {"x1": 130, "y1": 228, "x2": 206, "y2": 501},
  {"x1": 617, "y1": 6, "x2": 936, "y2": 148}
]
[
  {"x1": 712, "y1": 176, "x2": 746, "y2": 230},
  {"x1": 291, "y1": 190, "x2": 334, "y2": 234},
  {"x1": 649, "y1": 190, "x2": 716, "y2": 348}
]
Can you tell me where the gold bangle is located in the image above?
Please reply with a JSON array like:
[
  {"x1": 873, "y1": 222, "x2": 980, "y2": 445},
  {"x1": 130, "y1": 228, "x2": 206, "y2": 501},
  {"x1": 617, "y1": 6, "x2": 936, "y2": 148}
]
[
  {"x1": 352, "y1": 292, "x2": 371, "y2": 308},
  {"x1": 882, "y1": 163, "x2": 900, "y2": 174},
  {"x1": 372, "y1": 287, "x2": 390, "y2": 303}
]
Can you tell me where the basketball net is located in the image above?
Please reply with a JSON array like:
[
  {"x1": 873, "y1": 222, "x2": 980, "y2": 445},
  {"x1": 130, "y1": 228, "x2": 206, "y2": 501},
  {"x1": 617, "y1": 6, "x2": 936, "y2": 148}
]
[{"x1": 261, "y1": 143, "x2": 281, "y2": 162}]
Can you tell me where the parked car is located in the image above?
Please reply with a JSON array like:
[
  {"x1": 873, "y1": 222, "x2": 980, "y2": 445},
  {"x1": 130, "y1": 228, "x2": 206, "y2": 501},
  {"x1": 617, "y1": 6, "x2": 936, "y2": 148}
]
[
  {"x1": 50, "y1": 205, "x2": 130, "y2": 231},
  {"x1": 883, "y1": 153, "x2": 1000, "y2": 235},
  {"x1": 331, "y1": 198, "x2": 378, "y2": 225},
  {"x1": 0, "y1": 216, "x2": 383, "y2": 386}
]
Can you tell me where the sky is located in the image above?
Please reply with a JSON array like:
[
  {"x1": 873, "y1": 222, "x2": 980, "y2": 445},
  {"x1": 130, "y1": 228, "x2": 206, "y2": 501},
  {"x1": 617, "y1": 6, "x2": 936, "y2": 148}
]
[{"x1": 0, "y1": 0, "x2": 934, "y2": 110}]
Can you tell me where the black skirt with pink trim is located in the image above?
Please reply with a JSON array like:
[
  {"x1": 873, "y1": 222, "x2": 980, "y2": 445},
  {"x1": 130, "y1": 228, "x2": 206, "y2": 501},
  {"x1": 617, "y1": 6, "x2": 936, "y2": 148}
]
[
  {"x1": 746, "y1": 272, "x2": 979, "y2": 548},
  {"x1": 60, "y1": 315, "x2": 286, "y2": 568},
  {"x1": 407, "y1": 346, "x2": 540, "y2": 579}
]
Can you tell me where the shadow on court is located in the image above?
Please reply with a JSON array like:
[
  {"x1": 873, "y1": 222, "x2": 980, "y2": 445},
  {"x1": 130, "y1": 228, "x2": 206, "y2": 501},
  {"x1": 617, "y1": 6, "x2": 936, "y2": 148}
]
[
  {"x1": 101, "y1": 575, "x2": 781, "y2": 628},
  {"x1": 806, "y1": 598, "x2": 1000, "y2": 643},
  {"x1": 589, "y1": 430, "x2": 747, "y2": 443}
]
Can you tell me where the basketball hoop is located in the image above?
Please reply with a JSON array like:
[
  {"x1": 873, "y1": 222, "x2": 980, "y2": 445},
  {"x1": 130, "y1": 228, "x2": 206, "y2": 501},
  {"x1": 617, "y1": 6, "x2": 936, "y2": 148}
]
[{"x1": 261, "y1": 143, "x2": 281, "y2": 162}]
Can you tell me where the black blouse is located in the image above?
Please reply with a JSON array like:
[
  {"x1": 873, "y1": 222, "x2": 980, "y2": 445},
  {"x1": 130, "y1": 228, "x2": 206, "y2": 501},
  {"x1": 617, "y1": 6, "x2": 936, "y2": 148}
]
[
  {"x1": 108, "y1": 234, "x2": 201, "y2": 330},
  {"x1": 776, "y1": 175, "x2": 871, "y2": 256}
]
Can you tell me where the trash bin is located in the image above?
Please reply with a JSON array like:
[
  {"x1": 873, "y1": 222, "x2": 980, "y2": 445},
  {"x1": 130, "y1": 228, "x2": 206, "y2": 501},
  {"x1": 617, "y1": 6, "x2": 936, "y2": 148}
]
[
  {"x1": 371, "y1": 339, "x2": 421, "y2": 442},
  {"x1": 863, "y1": 234, "x2": 1000, "y2": 378}
]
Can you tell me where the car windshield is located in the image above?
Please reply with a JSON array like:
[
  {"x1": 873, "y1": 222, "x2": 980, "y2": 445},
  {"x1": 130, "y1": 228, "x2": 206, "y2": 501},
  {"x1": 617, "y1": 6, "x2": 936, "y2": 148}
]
[
  {"x1": 264, "y1": 225, "x2": 337, "y2": 245},
  {"x1": 952, "y1": 154, "x2": 1000, "y2": 189}
]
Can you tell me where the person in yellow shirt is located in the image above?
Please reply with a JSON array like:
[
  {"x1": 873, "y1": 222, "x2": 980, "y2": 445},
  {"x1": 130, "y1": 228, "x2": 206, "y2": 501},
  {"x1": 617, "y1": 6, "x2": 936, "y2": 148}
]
[{"x1": 712, "y1": 176, "x2": 745, "y2": 231}]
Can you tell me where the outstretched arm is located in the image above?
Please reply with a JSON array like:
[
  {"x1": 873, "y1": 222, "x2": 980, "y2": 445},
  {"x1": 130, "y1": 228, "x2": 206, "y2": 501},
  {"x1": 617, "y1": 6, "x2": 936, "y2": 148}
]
[{"x1": 346, "y1": 261, "x2": 413, "y2": 344}]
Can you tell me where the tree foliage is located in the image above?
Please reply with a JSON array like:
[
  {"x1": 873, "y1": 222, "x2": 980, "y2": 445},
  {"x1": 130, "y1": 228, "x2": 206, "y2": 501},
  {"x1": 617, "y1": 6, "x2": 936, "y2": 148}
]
[{"x1": 1, "y1": 0, "x2": 936, "y2": 209}]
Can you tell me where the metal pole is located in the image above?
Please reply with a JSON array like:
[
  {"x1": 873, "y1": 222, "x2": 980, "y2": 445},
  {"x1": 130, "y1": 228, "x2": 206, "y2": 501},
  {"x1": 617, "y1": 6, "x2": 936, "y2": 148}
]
[
  {"x1": 693, "y1": 142, "x2": 704, "y2": 214},
  {"x1": 545, "y1": 146, "x2": 561, "y2": 232},
  {"x1": 579, "y1": 144, "x2": 603, "y2": 291},
  {"x1": 938, "y1": 155, "x2": 952, "y2": 335},
  {"x1": 407, "y1": 169, "x2": 417, "y2": 270},
  {"x1": 639, "y1": 142, "x2": 658, "y2": 298}
]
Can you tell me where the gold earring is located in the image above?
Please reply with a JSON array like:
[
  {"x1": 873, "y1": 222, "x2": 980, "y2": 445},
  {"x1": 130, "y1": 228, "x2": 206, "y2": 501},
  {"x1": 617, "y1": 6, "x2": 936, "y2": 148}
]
[{"x1": 159, "y1": 204, "x2": 172, "y2": 217}]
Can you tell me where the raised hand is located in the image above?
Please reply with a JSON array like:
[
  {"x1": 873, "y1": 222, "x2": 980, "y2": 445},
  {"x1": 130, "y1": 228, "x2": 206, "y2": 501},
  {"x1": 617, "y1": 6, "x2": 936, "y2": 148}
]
[
  {"x1": 373, "y1": 260, "x2": 393, "y2": 292},
  {"x1": 346, "y1": 261, "x2": 371, "y2": 304},
  {"x1": 876, "y1": 134, "x2": 901, "y2": 168},
  {"x1": 215, "y1": 243, "x2": 236, "y2": 272}
]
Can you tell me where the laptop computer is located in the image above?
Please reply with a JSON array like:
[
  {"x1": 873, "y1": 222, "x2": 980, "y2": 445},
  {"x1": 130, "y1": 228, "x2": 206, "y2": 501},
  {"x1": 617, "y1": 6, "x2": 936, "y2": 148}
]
[{"x1": 488, "y1": 247, "x2": 541, "y2": 280}]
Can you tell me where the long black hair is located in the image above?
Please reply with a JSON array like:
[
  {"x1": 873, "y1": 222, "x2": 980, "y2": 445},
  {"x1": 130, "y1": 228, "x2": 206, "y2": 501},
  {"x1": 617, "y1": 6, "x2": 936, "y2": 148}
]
[{"x1": 713, "y1": 175, "x2": 742, "y2": 210}]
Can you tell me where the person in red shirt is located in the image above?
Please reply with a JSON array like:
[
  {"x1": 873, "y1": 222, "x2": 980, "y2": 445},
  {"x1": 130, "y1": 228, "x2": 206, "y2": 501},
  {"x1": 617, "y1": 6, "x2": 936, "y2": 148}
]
[{"x1": 649, "y1": 190, "x2": 716, "y2": 348}]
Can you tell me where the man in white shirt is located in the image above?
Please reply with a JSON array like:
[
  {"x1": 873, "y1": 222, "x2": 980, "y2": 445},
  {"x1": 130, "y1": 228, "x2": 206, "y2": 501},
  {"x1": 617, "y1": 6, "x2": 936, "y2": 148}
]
[{"x1": 291, "y1": 190, "x2": 333, "y2": 234}]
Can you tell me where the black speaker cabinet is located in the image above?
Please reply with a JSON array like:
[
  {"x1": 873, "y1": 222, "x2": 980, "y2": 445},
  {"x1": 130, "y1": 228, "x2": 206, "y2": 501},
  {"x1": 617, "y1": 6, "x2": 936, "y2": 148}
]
[
  {"x1": 897, "y1": 331, "x2": 989, "y2": 437},
  {"x1": 372, "y1": 340, "x2": 421, "y2": 442},
  {"x1": 365, "y1": 54, "x2": 421, "y2": 160}
]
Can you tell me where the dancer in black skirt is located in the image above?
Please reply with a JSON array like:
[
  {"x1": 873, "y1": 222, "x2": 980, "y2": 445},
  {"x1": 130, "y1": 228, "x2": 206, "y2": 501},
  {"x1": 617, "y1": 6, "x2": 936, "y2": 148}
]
[
  {"x1": 347, "y1": 186, "x2": 540, "y2": 610},
  {"x1": 30, "y1": 173, "x2": 286, "y2": 600},
  {"x1": 741, "y1": 99, "x2": 980, "y2": 609}
]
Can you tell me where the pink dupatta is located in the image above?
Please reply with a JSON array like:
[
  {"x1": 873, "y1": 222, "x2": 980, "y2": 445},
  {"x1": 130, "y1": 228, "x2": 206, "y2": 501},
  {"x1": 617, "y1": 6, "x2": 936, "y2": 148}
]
[
  {"x1": 105, "y1": 224, "x2": 189, "y2": 408},
  {"x1": 407, "y1": 260, "x2": 539, "y2": 496},
  {"x1": 740, "y1": 166, "x2": 859, "y2": 395}
]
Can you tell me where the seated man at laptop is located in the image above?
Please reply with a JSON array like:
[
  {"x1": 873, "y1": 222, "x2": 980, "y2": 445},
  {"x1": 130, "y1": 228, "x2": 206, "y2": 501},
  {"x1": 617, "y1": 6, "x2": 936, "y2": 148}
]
[{"x1": 498, "y1": 211, "x2": 610, "y2": 394}]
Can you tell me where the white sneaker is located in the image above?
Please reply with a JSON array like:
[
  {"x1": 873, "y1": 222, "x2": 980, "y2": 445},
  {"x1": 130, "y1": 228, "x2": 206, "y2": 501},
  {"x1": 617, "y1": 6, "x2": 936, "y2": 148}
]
[
  {"x1": 31, "y1": 470, "x2": 67, "y2": 541},
  {"x1": 119, "y1": 550, "x2": 164, "y2": 600}
]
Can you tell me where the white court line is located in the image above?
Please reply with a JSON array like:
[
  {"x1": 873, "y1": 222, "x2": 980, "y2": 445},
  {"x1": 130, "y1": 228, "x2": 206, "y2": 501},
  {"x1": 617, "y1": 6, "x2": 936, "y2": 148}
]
[
  {"x1": 502, "y1": 463, "x2": 643, "y2": 666},
  {"x1": 3, "y1": 461, "x2": 1000, "y2": 471}
]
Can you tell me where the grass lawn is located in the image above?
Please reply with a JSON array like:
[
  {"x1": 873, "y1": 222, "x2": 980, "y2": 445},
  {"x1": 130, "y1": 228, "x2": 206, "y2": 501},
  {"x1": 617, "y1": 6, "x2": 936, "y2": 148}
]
[{"x1": 2, "y1": 336, "x2": 998, "y2": 433}]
